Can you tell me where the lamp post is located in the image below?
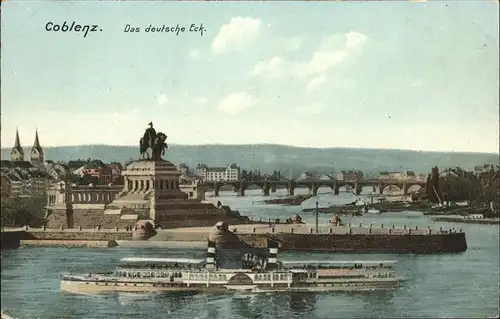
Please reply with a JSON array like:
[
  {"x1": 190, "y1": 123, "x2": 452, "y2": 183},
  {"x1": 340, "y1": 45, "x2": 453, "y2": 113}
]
[{"x1": 315, "y1": 196, "x2": 319, "y2": 234}]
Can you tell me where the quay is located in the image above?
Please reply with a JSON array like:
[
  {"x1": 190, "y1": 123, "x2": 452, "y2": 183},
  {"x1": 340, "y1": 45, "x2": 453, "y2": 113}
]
[
  {"x1": 1, "y1": 222, "x2": 467, "y2": 253},
  {"x1": 207, "y1": 223, "x2": 467, "y2": 253},
  {"x1": 432, "y1": 216, "x2": 500, "y2": 225}
]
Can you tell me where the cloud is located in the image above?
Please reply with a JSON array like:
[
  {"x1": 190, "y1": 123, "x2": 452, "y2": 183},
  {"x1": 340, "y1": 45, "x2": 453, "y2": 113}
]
[
  {"x1": 295, "y1": 103, "x2": 325, "y2": 116},
  {"x1": 211, "y1": 17, "x2": 261, "y2": 54},
  {"x1": 251, "y1": 57, "x2": 285, "y2": 78},
  {"x1": 251, "y1": 31, "x2": 367, "y2": 79},
  {"x1": 188, "y1": 49, "x2": 201, "y2": 60},
  {"x1": 216, "y1": 92, "x2": 254, "y2": 115},
  {"x1": 306, "y1": 75, "x2": 327, "y2": 92},
  {"x1": 194, "y1": 96, "x2": 207, "y2": 106},
  {"x1": 156, "y1": 93, "x2": 168, "y2": 105}
]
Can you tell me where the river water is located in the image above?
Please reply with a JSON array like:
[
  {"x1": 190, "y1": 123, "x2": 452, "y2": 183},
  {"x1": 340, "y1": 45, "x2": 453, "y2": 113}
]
[{"x1": 1, "y1": 189, "x2": 499, "y2": 318}]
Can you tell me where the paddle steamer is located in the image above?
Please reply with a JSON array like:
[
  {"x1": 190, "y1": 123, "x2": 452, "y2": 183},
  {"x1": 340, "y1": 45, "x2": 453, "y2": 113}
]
[{"x1": 60, "y1": 239, "x2": 406, "y2": 294}]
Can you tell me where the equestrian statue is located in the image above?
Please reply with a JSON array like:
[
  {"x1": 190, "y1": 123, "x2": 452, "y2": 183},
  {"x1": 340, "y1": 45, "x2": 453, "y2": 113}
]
[{"x1": 139, "y1": 122, "x2": 169, "y2": 160}]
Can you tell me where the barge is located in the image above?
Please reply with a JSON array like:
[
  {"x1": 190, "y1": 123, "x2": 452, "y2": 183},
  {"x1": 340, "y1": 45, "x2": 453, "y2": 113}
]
[{"x1": 60, "y1": 239, "x2": 407, "y2": 294}]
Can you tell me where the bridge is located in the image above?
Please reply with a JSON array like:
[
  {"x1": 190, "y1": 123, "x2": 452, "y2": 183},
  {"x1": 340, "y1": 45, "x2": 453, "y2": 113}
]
[{"x1": 200, "y1": 179, "x2": 427, "y2": 197}]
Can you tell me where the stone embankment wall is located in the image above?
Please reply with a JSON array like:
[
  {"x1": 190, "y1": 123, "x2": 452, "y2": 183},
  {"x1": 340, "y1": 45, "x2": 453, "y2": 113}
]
[
  {"x1": 231, "y1": 224, "x2": 467, "y2": 253},
  {"x1": 155, "y1": 206, "x2": 249, "y2": 229},
  {"x1": 0, "y1": 230, "x2": 25, "y2": 249},
  {"x1": 20, "y1": 240, "x2": 116, "y2": 248},
  {"x1": 207, "y1": 223, "x2": 468, "y2": 253},
  {"x1": 46, "y1": 204, "x2": 249, "y2": 230},
  {"x1": 24, "y1": 228, "x2": 132, "y2": 241},
  {"x1": 45, "y1": 210, "x2": 131, "y2": 229},
  {"x1": 237, "y1": 233, "x2": 467, "y2": 253},
  {"x1": 1, "y1": 228, "x2": 131, "y2": 249}
]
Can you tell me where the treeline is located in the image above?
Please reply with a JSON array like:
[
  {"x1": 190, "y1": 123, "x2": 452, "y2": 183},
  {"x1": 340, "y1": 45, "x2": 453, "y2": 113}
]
[
  {"x1": 1, "y1": 196, "x2": 47, "y2": 228},
  {"x1": 426, "y1": 167, "x2": 499, "y2": 215},
  {"x1": 241, "y1": 170, "x2": 282, "y2": 181}
]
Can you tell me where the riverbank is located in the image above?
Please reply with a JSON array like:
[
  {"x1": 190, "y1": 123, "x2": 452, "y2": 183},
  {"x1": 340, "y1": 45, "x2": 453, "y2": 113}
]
[
  {"x1": 432, "y1": 216, "x2": 500, "y2": 225},
  {"x1": 303, "y1": 200, "x2": 498, "y2": 218}
]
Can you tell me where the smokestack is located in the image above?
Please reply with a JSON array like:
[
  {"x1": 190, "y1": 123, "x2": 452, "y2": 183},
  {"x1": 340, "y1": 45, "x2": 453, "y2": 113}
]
[
  {"x1": 206, "y1": 240, "x2": 216, "y2": 269},
  {"x1": 267, "y1": 238, "x2": 279, "y2": 270}
]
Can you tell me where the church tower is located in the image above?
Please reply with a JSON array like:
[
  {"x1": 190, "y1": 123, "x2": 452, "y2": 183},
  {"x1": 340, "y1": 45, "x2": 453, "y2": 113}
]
[
  {"x1": 10, "y1": 128, "x2": 24, "y2": 162},
  {"x1": 30, "y1": 129, "x2": 44, "y2": 166}
]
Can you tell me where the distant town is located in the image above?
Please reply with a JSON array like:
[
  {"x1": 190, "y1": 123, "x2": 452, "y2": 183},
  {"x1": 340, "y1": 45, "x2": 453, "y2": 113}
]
[{"x1": 1, "y1": 128, "x2": 499, "y2": 200}]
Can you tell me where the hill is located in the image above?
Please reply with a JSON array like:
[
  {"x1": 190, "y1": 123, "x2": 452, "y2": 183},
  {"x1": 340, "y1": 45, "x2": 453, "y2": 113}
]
[{"x1": 1, "y1": 144, "x2": 498, "y2": 177}]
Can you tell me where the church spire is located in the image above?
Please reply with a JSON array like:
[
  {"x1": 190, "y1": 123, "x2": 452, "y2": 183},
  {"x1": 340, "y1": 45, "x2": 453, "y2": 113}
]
[
  {"x1": 11, "y1": 127, "x2": 24, "y2": 161},
  {"x1": 30, "y1": 128, "x2": 44, "y2": 166},
  {"x1": 33, "y1": 129, "x2": 42, "y2": 152},
  {"x1": 14, "y1": 128, "x2": 21, "y2": 149}
]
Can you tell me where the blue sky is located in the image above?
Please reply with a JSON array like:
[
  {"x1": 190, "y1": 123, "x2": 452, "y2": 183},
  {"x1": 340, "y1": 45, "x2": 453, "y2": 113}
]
[{"x1": 1, "y1": 0, "x2": 499, "y2": 153}]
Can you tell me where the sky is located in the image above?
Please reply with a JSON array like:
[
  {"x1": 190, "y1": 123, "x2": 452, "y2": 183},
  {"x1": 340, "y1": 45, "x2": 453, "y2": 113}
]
[{"x1": 1, "y1": 0, "x2": 499, "y2": 153}]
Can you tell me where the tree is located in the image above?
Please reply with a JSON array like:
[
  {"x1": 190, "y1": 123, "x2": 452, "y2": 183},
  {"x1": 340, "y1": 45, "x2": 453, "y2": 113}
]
[
  {"x1": 1, "y1": 196, "x2": 47, "y2": 228},
  {"x1": 241, "y1": 169, "x2": 248, "y2": 180}
]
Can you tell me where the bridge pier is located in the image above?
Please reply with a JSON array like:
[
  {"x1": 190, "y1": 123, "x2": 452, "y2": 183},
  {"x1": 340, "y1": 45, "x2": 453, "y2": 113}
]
[
  {"x1": 379, "y1": 184, "x2": 384, "y2": 195},
  {"x1": 263, "y1": 187, "x2": 270, "y2": 196},
  {"x1": 355, "y1": 182, "x2": 362, "y2": 195},
  {"x1": 288, "y1": 180, "x2": 295, "y2": 196},
  {"x1": 334, "y1": 187, "x2": 339, "y2": 195},
  {"x1": 403, "y1": 183, "x2": 409, "y2": 196},
  {"x1": 372, "y1": 185, "x2": 376, "y2": 193},
  {"x1": 271, "y1": 185, "x2": 277, "y2": 193},
  {"x1": 238, "y1": 188, "x2": 245, "y2": 196},
  {"x1": 214, "y1": 188, "x2": 220, "y2": 197}
]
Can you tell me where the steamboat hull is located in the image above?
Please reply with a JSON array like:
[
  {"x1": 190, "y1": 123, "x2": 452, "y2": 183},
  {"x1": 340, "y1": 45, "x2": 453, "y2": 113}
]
[{"x1": 60, "y1": 277, "x2": 405, "y2": 294}]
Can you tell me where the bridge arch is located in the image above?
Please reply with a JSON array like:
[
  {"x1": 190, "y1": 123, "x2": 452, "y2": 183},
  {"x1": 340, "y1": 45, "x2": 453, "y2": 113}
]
[
  {"x1": 359, "y1": 185, "x2": 377, "y2": 195},
  {"x1": 406, "y1": 184, "x2": 422, "y2": 194},
  {"x1": 315, "y1": 185, "x2": 335, "y2": 195},
  {"x1": 381, "y1": 185, "x2": 402, "y2": 194},
  {"x1": 293, "y1": 182, "x2": 313, "y2": 195}
]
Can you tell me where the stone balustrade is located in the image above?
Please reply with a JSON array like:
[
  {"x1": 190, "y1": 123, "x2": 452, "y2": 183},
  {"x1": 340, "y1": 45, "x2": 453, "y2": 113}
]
[{"x1": 231, "y1": 223, "x2": 462, "y2": 236}]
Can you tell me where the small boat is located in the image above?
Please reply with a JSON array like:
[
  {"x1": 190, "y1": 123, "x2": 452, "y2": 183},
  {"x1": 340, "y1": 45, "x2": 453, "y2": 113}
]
[
  {"x1": 366, "y1": 209, "x2": 381, "y2": 214},
  {"x1": 60, "y1": 240, "x2": 407, "y2": 294}
]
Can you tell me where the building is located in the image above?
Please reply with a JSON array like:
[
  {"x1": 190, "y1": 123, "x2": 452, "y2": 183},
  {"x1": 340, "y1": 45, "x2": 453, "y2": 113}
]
[
  {"x1": 474, "y1": 164, "x2": 498, "y2": 176},
  {"x1": 416, "y1": 173, "x2": 427, "y2": 182},
  {"x1": 337, "y1": 170, "x2": 363, "y2": 182},
  {"x1": 10, "y1": 129, "x2": 24, "y2": 162},
  {"x1": 406, "y1": 171, "x2": 417, "y2": 181},
  {"x1": 82, "y1": 160, "x2": 113, "y2": 184},
  {"x1": 179, "y1": 180, "x2": 208, "y2": 200},
  {"x1": 379, "y1": 171, "x2": 405, "y2": 181},
  {"x1": 298, "y1": 172, "x2": 313, "y2": 180},
  {"x1": 195, "y1": 163, "x2": 241, "y2": 182},
  {"x1": 0, "y1": 162, "x2": 53, "y2": 198},
  {"x1": 107, "y1": 162, "x2": 124, "y2": 183},
  {"x1": 1, "y1": 174, "x2": 12, "y2": 198},
  {"x1": 30, "y1": 130, "x2": 44, "y2": 167},
  {"x1": 44, "y1": 161, "x2": 66, "y2": 181},
  {"x1": 72, "y1": 166, "x2": 86, "y2": 178},
  {"x1": 9, "y1": 128, "x2": 45, "y2": 166},
  {"x1": 177, "y1": 163, "x2": 189, "y2": 176}
]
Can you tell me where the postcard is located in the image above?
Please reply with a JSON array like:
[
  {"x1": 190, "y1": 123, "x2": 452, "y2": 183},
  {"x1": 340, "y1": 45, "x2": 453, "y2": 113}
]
[{"x1": 1, "y1": 1, "x2": 499, "y2": 319}]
